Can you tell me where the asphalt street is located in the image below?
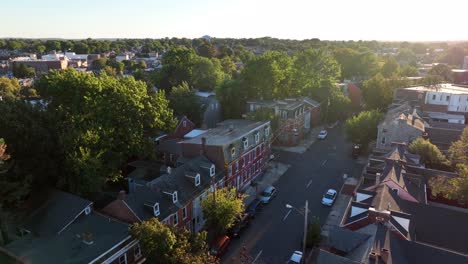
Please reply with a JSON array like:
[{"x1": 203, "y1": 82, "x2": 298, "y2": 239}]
[{"x1": 222, "y1": 124, "x2": 365, "y2": 264}]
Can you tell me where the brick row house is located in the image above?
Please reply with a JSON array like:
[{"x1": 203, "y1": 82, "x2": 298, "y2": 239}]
[
  {"x1": 246, "y1": 97, "x2": 320, "y2": 146},
  {"x1": 3, "y1": 190, "x2": 144, "y2": 264},
  {"x1": 180, "y1": 119, "x2": 272, "y2": 190},
  {"x1": 103, "y1": 155, "x2": 224, "y2": 233}
]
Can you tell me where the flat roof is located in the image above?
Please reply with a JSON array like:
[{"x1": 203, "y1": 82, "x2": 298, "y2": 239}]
[
  {"x1": 404, "y1": 83, "x2": 468, "y2": 94},
  {"x1": 184, "y1": 129, "x2": 208, "y2": 139},
  {"x1": 182, "y1": 119, "x2": 269, "y2": 146},
  {"x1": 427, "y1": 112, "x2": 465, "y2": 120}
]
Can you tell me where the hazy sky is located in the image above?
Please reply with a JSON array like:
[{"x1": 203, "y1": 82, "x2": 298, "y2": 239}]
[{"x1": 2, "y1": 0, "x2": 467, "y2": 41}]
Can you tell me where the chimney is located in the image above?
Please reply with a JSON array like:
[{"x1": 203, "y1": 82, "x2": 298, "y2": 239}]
[
  {"x1": 166, "y1": 166, "x2": 172, "y2": 174},
  {"x1": 201, "y1": 137, "x2": 206, "y2": 155},
  {"x1": 82, "y1": 232, "x2": 94, "y2": 245},
  {"x1": 375, "y1": 173, "x2": 381, "y2": 186},
  {"x1": 117, "y1": 190, "x2": 126, "y2": 200}
]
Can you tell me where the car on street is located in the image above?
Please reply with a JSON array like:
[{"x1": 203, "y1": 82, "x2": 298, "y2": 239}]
[
  {"x1": 227, "y1": 213, "x2": 251, "y2": 238},
  {"x1": 259, "y1": 186, "x2": 277, "y2": 204},
  {"x1": 321, "y1": 189, "x2": 337, "y2": 206},
  {"x1": 210, "y1": 235, "x2": 231, "y2": 257},
  {"x1": 246, "y1": 198, "x2": 263, "y2": 218},
  {"x1": 288, "y1": 250, "x2": 303, "y2": 263},
  {"x1": 317, "y1": 130, "x2": 328, "y2": 139}
]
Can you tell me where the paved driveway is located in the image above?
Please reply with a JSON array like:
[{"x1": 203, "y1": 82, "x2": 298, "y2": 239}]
[{"x1": 222, "y1": 125, "x2": 365, "y2": 264}]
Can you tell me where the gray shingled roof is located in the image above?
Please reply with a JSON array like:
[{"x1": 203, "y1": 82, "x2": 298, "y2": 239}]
[
  {"x1": 23, "y1": 190, "x2": 92, "y2": 236},
  {"x1": 328, "y1": 227, "x2": 371, "y2": 253}
]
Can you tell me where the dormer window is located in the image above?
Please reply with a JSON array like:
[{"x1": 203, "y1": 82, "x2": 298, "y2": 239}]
[
  {"x1": 172, "y1": 191, "x2": 178, "y2": 204},
  {"x1": 265, "y1": 126, "x2": 270, "y2": 137},
  {"x1": 254, "y1": 132, "x2": 260, "y2": 144},
  {"x1": 230, "y1": 146, "x2": 236, "y2": 158},
  {"x1": 183, "y1": 120, "x2": 187, "y2": 127},
  {"x1": 84, "y1": 206, "x2": 92, "y2": 215},
  {"x1": 195, "y1": 174, "x2": 201, "y2": 186},
  {"x1": 154, "y1": 203, "x2": 160, "y2": 216},
  {"x1": 210, "y1": 164, "x2": 215, "y2": 177},
  {"x1": 242, "y1": 137, "x2": 248, "y2": 150}
]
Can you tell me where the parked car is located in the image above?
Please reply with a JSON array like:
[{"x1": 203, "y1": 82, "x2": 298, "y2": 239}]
[
  {"x1": 288, "y1": 251, "x2": 303, "y2": 263},
  {"x1": 317, "y1": 130, "x2": 328, "y2": 139},
  {"x1": 246, "y1": 198, "x2": 263, "y2": 218},
  {"x1": 210, "y1": 235, "x2": 231, "y2": 257},
  {"x1": 321, "y1": 189, "x2": 337, "y2": 206},
  {"x1": 259, "y1": 186, "x2": 277, "y2": 204},
  {"x1": 227, "y1": 213, "x2": 251, "y2": 238},
  {"x1": 352, "y1": 144, "x2": 361, "y2": 158}
]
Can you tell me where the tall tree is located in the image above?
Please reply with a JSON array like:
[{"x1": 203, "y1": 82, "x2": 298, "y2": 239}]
[
  {"x1": 197, "y1": 43, "x2": 217, "y2": 58},
  {"x1": 448, "y1": 127, "x2": 468, "y2": 165},
  {"x1": 381, "y1": 57, "x2": 400, "y2": 78},
  {"x1": 361, "y1": 74, "x2": 394, "y2": 110},
  {"x1": 168, "y1": 82, "x2": 203, "y2": 125},
  {"x1": 191, "y1": 57, "x2": 225, "y2": 91},
  {"x1": 0, "y1": 77, "x2": 21, "y2": 100},
  {"x1": 201, "y1": 187, "x2": 245, "y2": 235},
  {"x1": 36, "y1": 69, "x2": 176, "y2": 194},
  {"x1": 430, "y1": 164, "x2": 468, "y2": 205},
  {"x1": 428, "y1": 64, "x2": 452, "y2": 82},
  {"x1": 12, "y1": 63, "x2": 35, "y2": 78},
  {"x1": 215, "y1": 79, "x2": 246, "y2": 119},
  {"x1": 130, "y1": 218, "x2": 217, "y2": 264},
  {"x1": 408, "y1": 138, "x2": 450, "y2": 170},
  {"x1": 345, "y1": 110, "x2": 384, "y2": 146}
]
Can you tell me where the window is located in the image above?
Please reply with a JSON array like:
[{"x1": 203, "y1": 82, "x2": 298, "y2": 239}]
[
  {"x1": 253, "y1": 149, "x2": 257, "y2": 159},
  {"x1": 182, "y1": 206, "x2": 187, "y2": 219},
  {"x1": 84, "y1": 206, "x2": 91, "y2": 215},
  {"x1": 265, "y1": 126, "x2": 270, "y2": 137},
  {"x1": 210, "y1": 164, "x2": 215, "y2": 176},
  {"x1": 440, "y1": 95, "x2": 443, "y2": 101},
  {"x1": 282, "y1": 111, "x2": 287, "y2": 119},
  {"x1": 250, "y1": 104, "x2": 255, "y2": 111},
  {"x1": 183, "y1": 120, "x2": 187, "y2": 127},
  {"x1": 446, "y1": 95, "x2": 450, "y2": 101},
  {"x1": 228, "y1": 165, "x2": 232, "y2": 176},
  {"x1": 172, "y1": 191, "x2": 178, "y2": 204},
  {"x1": 195, "y1": 174, "x2": 201, "y2": 186},
  {"x1": 119, "y1": 254, "x2": 127, "y2": 264},
  {"x1": 432, "y1": 94, "x2": 436, "y2": 100},
  {"x1": 254, "y1": 132, "x2": 260, "y2": 144},
  {"x1": 230, "y1": 146, "x2": 236, "y2": 158},
  {"x1": 235, "y1": 161, "x2": 239, "y2": 172},
  {"x1": 242, "y1": 137, "x2": 248, "y2": 150},
  {"x1": 153, "y1": 203, "x2": 160, "y2": 216},
  {"x1": 173, "y1": 213, "x2": 179, "y2": 226},
  {"x1": 241, "y1": 158, "x2": 245, "y2": 168},
  {"x1": 381, "y1": 137, "x2": 386, "y2": 145},
  {"x1": 134, "y1": 244, "x2": 142, "y2": 259}
]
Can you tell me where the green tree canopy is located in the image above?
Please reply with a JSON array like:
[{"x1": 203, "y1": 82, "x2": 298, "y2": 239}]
[
  {"x1": 36, "y1": 69, "x2": 176, "y2": 194},
  {"x1": 345, "y1": 110, "x2": 384, "y2": 146},
  {"x1": 408, "y1": 138, "x2": 450, "y2": 170},
  {"x1": 381, "y1": 57, "x2": 400, "y2": 78},
  {"x1": 12, "y1": 63, "x2": 35, "y2": 78},
  {"x1": 191, "y1": 57, "x2": 225, "y2": 91},
  {"x1": 215, "y1": 79, "x2": 246, "y2": 119},
  {"x1": 428, "y1": 64, "x2": 452, "y2": 82},
  {"x1": 0, "y1": 77, "x2": 21, "y2": 100},
  {"x1": 448, "y1": 127, "x2": 468, "y2": 165},
  {"x1": 333, "y1": 47, "x2": 378, "y2": 80},
  {"x1": 168, "y1": 82, "x2": 203, "y2": 125},
  {"x1": 201, "y1": 187, "x2": 245, "y2": 235},
  {"x1": 400, "y1": 65, "x2": 419, "y2": 77},
  {"x1": 130, "y1": 218, "x2": 217, "y2": 264},
  {"x1": 430, "y1": 164, "x2": 468, "y2": 205},
  {"x1": 197, "y1": 43, "x2": 217, "y2": 58},
  {"x1": 361, "y1": 74, "x2": 394, "y2": 110},
  {"x1": 326, "y1": 87, "x2": 352, "y2": 122}
]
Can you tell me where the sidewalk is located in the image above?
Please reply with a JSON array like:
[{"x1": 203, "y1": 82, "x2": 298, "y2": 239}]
[
  {"x1": 241, "y1": 161, "x2": 290, "y2": 205},
  {"x1": 273, "y1": 126, "x2": 324, "y2": 154}
]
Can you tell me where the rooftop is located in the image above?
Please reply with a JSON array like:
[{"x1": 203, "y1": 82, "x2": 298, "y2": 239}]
[
  {"x1": 403, "y1": 83, "x2": 468, "y2": 95},
  {"x1": 5, "y1": 212, "x2": 130, "y2": 264},
  {"x1": 182, "y1": 119, "x2": 269, "y2": 146}
]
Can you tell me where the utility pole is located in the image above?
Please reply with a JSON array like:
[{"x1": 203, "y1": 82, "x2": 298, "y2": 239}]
[{"x1": 302, "y1": 200, "x2": 309, "y2": 264}]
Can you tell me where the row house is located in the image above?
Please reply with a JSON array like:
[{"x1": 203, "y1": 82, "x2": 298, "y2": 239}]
[
  {"x1": 103, "y1": 155, "x2": 223, "y2": 233},
  {"x1": 3, "y1": 190, "x2": 143, "y2": 264},
  {"x1": 246, "y1": 97, "x2": 320, "y2": 146},
  {"x1": 180, "y1": 119, "x2": 272, "y2": 190}
]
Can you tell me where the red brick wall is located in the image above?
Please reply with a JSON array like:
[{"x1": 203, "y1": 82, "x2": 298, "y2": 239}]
[
  {"x1": 169, "y1": 117, "x2": 196, "y2": 139},
  {"x1": 310, "y1": 106, "x2": 321, "y2": 126}
]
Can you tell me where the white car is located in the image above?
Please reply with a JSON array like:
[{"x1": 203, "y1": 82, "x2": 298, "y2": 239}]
[
  {"x1": 288, "y1": 250, "x2": 303, "y2": 263},
  {"x1": 317, "y1": 130, "x2": 328, "y2": 140},
  {"x1": 321, "y1": 189, "x2": 337, "y2": 206},
  {"x1": 259, "y1": 186, "x2": 277, "y2": 204}
]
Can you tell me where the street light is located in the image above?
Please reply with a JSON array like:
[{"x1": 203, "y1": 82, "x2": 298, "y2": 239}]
[{"x1": 285, "y1": 200, "x2": 309, "y2": 264}]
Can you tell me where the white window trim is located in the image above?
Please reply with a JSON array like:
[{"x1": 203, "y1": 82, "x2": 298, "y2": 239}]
[
  {"x1": 243, "y1": 137, "x2": 248, "y2": 150},
  {"x1": 231, "y1": 147, "x2": 236, "y2": 158},
  {"x1": 154, "y1": 203, "x2": 160, "y2": 216},
  {"x1": 172, "y1": 191, "x2": 178, "y2": 204},
  {"x1": 183, "y1": 206, "x2": 187, "y2": 219},
  {"x1": 173, "y1": 213, "x2": 179, "y2": 226},
  {"x1": 118, "y1": 253, "x2": 127, "y2": 264},
  {"x1": 195, "y1": 174, "x2": 201, "y2": 186},
  {"x1": 210, "y1": 164, "x2": 215, "y2": 176},
  {"x1": 134, "y1": 244, "x2": 142, "y2": 259},
  {"x1": 255, "y1": 132, "x2": 260, "y2": 144}
]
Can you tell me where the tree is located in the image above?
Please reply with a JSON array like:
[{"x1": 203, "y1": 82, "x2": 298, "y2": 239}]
[
  {"x1": 396, "y1": 48, "x2": 417, "y2": 66},
  {"x1": 91, "y1": 57, "x2": 108, "y2": 70},
  {"x1": 361, "y1": 74, "x2": 394, "y2": 110},
  {"x1": 215, "y1": 79, "x2": 247, "y2": 119},
  {"x1": 438, "y1": 47, "x2": 465, "y2": 66},
  {"x1": 428, "y1": 64, "x2": 452, "y2": 82},
  {"x1": 168, "y1": 82, "x2": 202, "y2": 125},
  {"x1": 201, "y1": 187, "x2": 245, "y2": 235},
  {"x1": 345, "y1": 110, "x2": 384, "y2": 146},
  {"x1": 326, "y1": 87, "x2": 352, "y2": 122},
  {"x1": 36, "y1": 69, "x2": 176, "y2": 194},
  {"x1": 0, "y1": 77, "x2": 21, "y2": 100},
  {"x1": 400, "y1": 65, "x2": 418, "y2": 77},
  {"x1": 430, "y1": 164, "x2": 468, "y2": 205},
  {"x1": 130, "y1": 218, "x2": 218, "y2": 264},
  {"x1": 246, "y1": 108, "x2": 280, "y2": 132},
  {"x1": 408, "y1": 138, "x2": 450, "y2": 170},
  {"x1": 242, "y1": 51, "x2": 293, "y2": 99},
  {"x1": 35, "y1": 44, "x2": 46, "y2": 54},
  {"x1": 381, "y1": 57, "x2": 400, "y2": 78},
  {"x1": 12, "y1": 63, "x2": 35, "y2": 78},
  {"x1": 448, "y1": 127, "x2": 468, "y2": 165},
  {"x1": 305, "y1": 219, "x2": 322, "y2": 248},
  {"x1": 156, "y1": 47, "x2": 198, "y2": 91},
  {"x1": 220, "y1": 56, "x2": 237, "y2": 78},
  {"x1": 191, "y1": 57, "x2": 225, "y2": 91},
  {"x1": 197, "y1": 43, "x2": 217, "y2": 58},
  {"x1": 292, "y1": 49, "x2": 340, "y2": 99},
  {"x1": 333, "y1": 47, "x2": 379, "y2": 80}
]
